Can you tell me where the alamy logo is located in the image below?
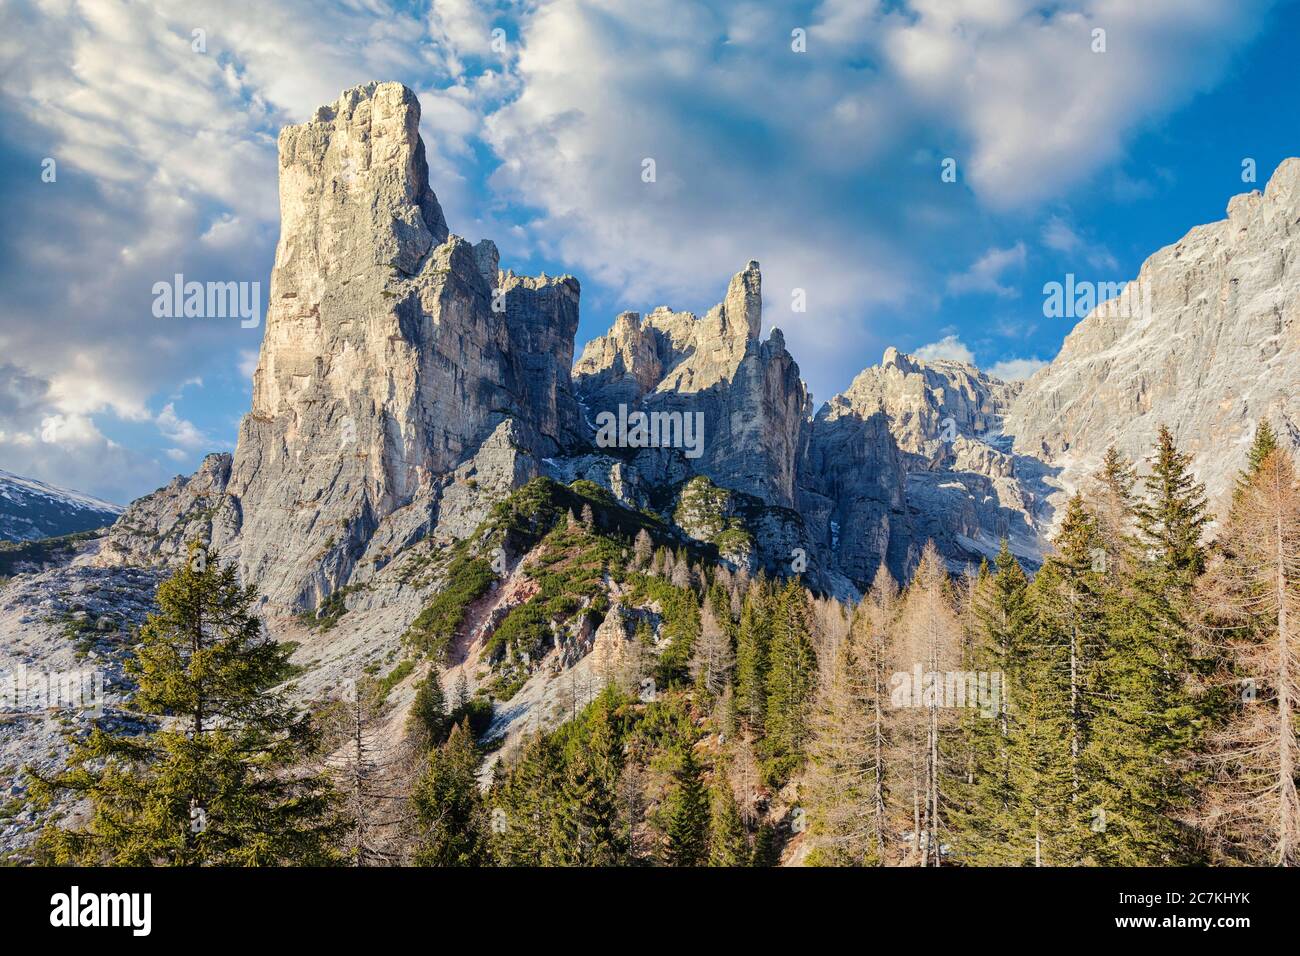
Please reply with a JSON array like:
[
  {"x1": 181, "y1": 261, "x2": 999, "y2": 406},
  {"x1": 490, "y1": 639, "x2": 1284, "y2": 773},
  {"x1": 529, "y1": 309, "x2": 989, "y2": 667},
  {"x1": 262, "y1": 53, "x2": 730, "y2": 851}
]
[
  {"x1": 889, "y1": 664, "x2": 1003, "y2": 718},
  {"x1": 152, "y1": 274, "x2": 261, "y2": 328},
  {"x1": 1042, "y1": 274, "x2": 1151, "y2": 322},
  {"x1": 1, "y1": 665, "x2": 103, "y2": 716},
  {"x1": 594, "y1": 403, "x2": 704, "y2": 459},
  {"x1": 50, "y1": 886, "x2": 152, "y2": 936}
]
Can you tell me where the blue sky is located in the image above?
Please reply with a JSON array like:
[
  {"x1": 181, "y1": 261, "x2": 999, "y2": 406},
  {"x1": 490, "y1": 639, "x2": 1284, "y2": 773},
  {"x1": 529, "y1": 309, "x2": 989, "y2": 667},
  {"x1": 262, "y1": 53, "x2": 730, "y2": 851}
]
[{"x1": 1, "y1": 0, "x2": 1297, "y2": 504}]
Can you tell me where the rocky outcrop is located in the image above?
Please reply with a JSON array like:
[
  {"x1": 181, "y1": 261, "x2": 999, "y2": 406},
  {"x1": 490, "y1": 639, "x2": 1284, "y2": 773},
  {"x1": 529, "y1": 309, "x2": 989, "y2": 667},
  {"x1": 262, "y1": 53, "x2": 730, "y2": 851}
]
[
  {"x1": 96, "y1": 453, "x2": 235, "y2": 568},
  {"x1": 100, "y1": 83, "x2": 585, "y2": 610},
  {"x1": 801, "y1": 348, "x2": 1049, "y2": 587},
  {"x1": 1007, "y1": 158, "x2": 1300, "y2": 513},
  {"x1": 574, "y1": 261, "x2": 811, "y2": 508}
]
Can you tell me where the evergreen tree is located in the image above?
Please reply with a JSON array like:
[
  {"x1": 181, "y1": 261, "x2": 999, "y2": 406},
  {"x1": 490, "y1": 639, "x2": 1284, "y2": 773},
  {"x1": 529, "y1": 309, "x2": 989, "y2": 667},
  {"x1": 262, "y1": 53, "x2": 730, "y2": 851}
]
[
  {"x1": 707, "y1": 783, "x2": 749, "y2": 867},
  {"x1": 33, "y1": 542, "x2": 341, "y2": 865},
  {"x1": 950, "y1": 542, "x2": 1029, "y2": 865},
  {"x1": 734, "y1": 578, "x2": 772, "y2": 731},
  {"x1": 411, "y1": 720, "x2": 488, "y2": 866},
  {"x1": 1087, "y1": 426, "x2": 1210, "y2": 864},
  {"x1": 663, "y1": 745, "x2": 710, "y2": 866},
  {"x1": 408, "y1": 668, "x2": 448, "y2": 747},
  {"x1": 763, "y1": 579, "x2": 817, "y2": 782},
  {"x1": 492, "y1": 732, "x2": 564, "y2": 866},
  {"x1": 1022, "y1": 497, "x2": 1107, "y2": 865},
  {"x1": 553, "y1": 688, "x2": 626, "y2": 865},
  {"x1": 1232, "y1": 419, "x2": 1280, "y2": 510}
]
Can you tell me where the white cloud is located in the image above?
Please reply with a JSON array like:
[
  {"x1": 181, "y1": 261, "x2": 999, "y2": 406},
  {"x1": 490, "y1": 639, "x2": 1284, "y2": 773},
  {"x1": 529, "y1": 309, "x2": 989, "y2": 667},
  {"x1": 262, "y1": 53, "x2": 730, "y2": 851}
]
[
  {"x1": 987, "y1": 357, "x2": 1048, "y2": 381},
  {"x1": 0, "y1": 0, "x2": 1277, "y2": 500},
  {"x1": 946, "y1": 243, "x2": 1027, "y2": 297},
  {"x1": 883, "y1": 0, "x2": 1273, "y2": 207},
  {"x1": 38, "y1": 413, "x2": 106, "y2": 447},
  {"x1": 156, "y1": 402, "x2": 215, "y2": 450},
  {"x1": 914, "y1": 335, "x2": 975, "y2": 365}
]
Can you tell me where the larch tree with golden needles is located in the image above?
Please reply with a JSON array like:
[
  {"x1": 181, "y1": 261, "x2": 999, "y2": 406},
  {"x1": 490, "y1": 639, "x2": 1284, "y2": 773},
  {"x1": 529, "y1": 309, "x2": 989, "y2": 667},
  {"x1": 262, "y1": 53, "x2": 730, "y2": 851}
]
[
  {"x1": 893, "y1": 542, "x2": 962, "y2": 866},
  {"x1": 1197, "y1": 442, "x2": 1300, "y2": 865}
]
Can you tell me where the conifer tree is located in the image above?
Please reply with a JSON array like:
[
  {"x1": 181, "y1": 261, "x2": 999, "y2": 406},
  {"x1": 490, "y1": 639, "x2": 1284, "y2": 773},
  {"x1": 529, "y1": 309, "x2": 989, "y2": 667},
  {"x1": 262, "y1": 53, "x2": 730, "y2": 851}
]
[
  {"x1": 893, "y1": 542, "x2": 961, "y2": 866},
  {"x1": 664, "y1": 745, "x2": 710, "y2": 866},
  {"x1": 1232, "y1": 419, "x2": 1280, "y2": 510},
  {"x1": 633, "y1": 528, "x2": 654, "y2": 569},
  {"x1": 690, "y1": 597, "x2": 734, "y2": 698},
  {"x1": 707, "y1": 783, "x2": 749, "y2": 867},
  {"x1": 805, "y1": 592, "x2": 893, "y2": 865},
  {"x1": 411, "y1": 720, "x2": 488, "y2": 866},
  {"x1": 763, "y1": 579, "x2": 817, "y2": 781},
  {"x1": 492, "y1": 732, "x2": 564, "y2": 865},
  {"x1": 950, "y1": 543, "x2": 1029, "y2": 865},
  {"x1": 553, "y1": 689, "x2": 625, "y2": 865},
  {"x1": 1197, "y1": 449, "x2": 1300, "y2": 864},
  {"x1": 1087, "y1": 426, "x2": 1210, "y2": 864},
  {"x1": 33, "y1": 542, "x2": 341, "y2": 865},
  {"x1": 408, "y1": 667, "x2": 449, "y2": 748},
  {"x1": 1013, "y1": 504, "x2": 1108, "y2": 866},
  {"x1": 735, "y1": 578, "x2": 772, "y2": 731}
]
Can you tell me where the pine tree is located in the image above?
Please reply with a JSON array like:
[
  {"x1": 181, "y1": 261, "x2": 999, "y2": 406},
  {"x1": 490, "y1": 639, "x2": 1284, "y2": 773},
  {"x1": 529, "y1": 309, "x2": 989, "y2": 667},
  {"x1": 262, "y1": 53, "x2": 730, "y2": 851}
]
[
  {"x1": 491, "y1": 732, "x2": 564, "y2": 865},
  {"x1": 1197, "y1": 449, "x2": 1300, "y2": 864},
  {"x1": 1087, "y1": 426, "x2": 1210, "y2": 864},
  {"x1": 950, "y1": 542, "x2": 1029, "y2": 865},
  {"x1": 735, "y1": 577, "x2": 772, "y2": 731},
  {"x1": 1019, "y1": 497, "x2": 1107, "y2": 864},
  {"x1": 663, "y1": 745, "x2": 710, "y2": 866},
  {"x1": 1091, "y1": 446, "x2": 1139, "y2": 572},
  {"x1": 408, "y1": 667, "x2": 449, "y2": 747},
  {"x1": 707, "y1": 783, "x2": 749, "y2": 866},
  {"x1": 1232, "y1": 419, "x2": 1280, "y2": 510},
  {"x1": 763, "y1": 579, "x2": 817, "y2": 782},
  {"x1": 633, "y1": 528, "x2": 654, "y2": 569},
  {"x1": 553, "y1": 688, "x2": 625, "y2": 865},
  {"x1": 411, "y1": 720, "x2": 488, "y2": 866},
  {"x1": 33, "y1": 542, "x2": 341, "y2": 865}
]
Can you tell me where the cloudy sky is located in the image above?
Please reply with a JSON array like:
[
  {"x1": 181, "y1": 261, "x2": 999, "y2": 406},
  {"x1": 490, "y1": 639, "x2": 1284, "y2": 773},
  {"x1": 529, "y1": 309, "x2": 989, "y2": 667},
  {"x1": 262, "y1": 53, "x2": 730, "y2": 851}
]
[{"x1": 1, "y1": 0, "x2": 1298, "y2": 504}]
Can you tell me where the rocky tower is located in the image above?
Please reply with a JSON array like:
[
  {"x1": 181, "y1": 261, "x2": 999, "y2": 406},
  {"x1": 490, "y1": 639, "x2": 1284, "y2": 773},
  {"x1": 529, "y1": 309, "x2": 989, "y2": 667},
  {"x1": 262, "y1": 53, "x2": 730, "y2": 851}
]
[
  {"x1": 1006, "y1": 158, "x2": 1300, "y2": 510},
  {"x1": 206, "y1": 82, "x2": 582, "y2": 608},
  {"x1": 573, "y1": 261, "x2": 810, "y2": 507}
]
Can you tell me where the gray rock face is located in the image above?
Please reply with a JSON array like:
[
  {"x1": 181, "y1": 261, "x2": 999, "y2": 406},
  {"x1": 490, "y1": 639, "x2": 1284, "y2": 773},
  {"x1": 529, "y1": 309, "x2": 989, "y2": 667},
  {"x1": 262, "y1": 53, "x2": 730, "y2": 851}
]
[
  {"x1": 1006, "y1": 158, "x2": 1300, "y2": 515},
  {"x1": 574, "y1": 261, "x2": 811, "y2": 508},
  {"x1": 101, "y1": 83, "x2": 584, "y2": 609},
  {"x1": 801, "y1": 348, "x2": 1048, "y2": 588},
  {"x1": 96, "y1": 453, "x2": 234, "y2": 568}
]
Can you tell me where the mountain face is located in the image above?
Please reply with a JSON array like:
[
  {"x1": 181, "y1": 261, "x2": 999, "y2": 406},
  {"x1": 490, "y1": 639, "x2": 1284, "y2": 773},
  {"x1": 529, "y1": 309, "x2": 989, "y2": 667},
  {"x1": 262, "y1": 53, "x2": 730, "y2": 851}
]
[
  {"x1": 5, "y1": 81, "x2": 1300, "y2": 857},
  {"x1": 799, "y1": 348, "x2": 1049, "y2": 589},
  {"x1": 1007, "y1": 158, "x2": 1300, "y2": 514},
  {"x1": 90, "y1": 83, "x2": 1300, "y2": 609},
  {"x1": 573, "y1": 261, "x2": 811, "y2": 509},
  {"x1": 0, "y1": 470, "x2": 121, "y2": 543},
  {"x1": 98, "y1": 83, "x2": 585, "y2": 609}
]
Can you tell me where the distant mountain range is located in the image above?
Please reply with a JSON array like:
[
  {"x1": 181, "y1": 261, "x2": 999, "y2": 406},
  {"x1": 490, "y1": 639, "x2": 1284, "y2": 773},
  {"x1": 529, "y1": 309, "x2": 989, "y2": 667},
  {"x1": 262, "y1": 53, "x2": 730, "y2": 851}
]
[{"x1": 0, "y1": 469, "x2": 122, "y2": 542}]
